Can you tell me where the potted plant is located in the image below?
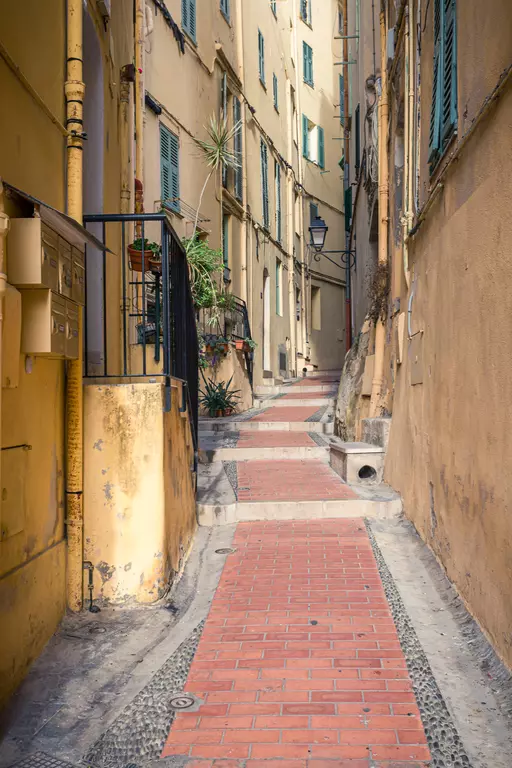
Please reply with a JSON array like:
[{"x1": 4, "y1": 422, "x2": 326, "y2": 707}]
[
  {"x1": 235, "y1": 337, "x2": 257, "y2": 353},
  {"x1": 199, "y1": 375, "x2": 241, "y2": 417},
  {"x1": 127, "y1": 238, "x2": 161, "y2": 273},
  {"x1": 214, "y1": 336, "x2": 230, "y2": 356}
]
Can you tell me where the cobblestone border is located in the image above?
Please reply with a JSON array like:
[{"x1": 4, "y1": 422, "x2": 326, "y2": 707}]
[
  {"x1": 83, "y1": 622, "x2": 205, "y2": 768},
  {"x1": 223, "y1": 460, "x2": 238, "y2": 499},
  {"x1": 307, "y1": 431, "x2": 330, "y2": 447},
  {"x1": 305, "y1": 405, "x2": 330, "y2": 422},
  {"x1": 365, "y1": 520, "x2": 472, "y2": 768}
]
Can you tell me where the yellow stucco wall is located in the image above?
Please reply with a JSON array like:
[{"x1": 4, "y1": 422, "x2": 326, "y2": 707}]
[
  {"x1": 83, "y1": 381, "x2": 196, "y2": 604},
  {"x1": 384, "y1": 1, "x2": 512, "y2": 668}
]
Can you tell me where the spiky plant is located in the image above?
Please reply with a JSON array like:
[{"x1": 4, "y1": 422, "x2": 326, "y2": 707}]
[{"x1": 188, "y1": 114, "x2": 242, "y2": 250}]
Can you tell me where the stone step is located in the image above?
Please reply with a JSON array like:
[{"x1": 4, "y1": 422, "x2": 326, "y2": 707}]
[
  {"x1": 253, "y1": 397, "x2": 336, "y2": 408},
  {"x1": 199, "y1": 445, "x2": 329, "y2": 463},
  {"x1": 198, "y1": 497, "x2": 401, "y2": 525},
  {"x1": 199, "y1": 420, "x2": 334, "y2": 434},
  {"x1": 254, "y1": 384, "x2": 337, "y2": 395}
]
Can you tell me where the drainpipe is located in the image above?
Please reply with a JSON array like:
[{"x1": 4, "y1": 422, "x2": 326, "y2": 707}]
[
  {"x1": 342, "y1": 0, "x2": 352, "y2": 351},
  {"x1": 369, "y1": 10, "x2": 389, "y2": 418},
  {"x1": 285, "y1": 79, "x2": 297, "y2": 374},
  {"x1": 135, "y1": 0, "x2": 145, "y2": 216},
  {"x1": 0, "y1": 184, "x2": 9, "y2": 531},
  {"x1": 235, "y1": 0, "x2": 249, "y2": 307},
  {"x1": 402, "y1": 5, "x2": 413, "y2": 288},
  {"x1": 120, "y1": 68, "x2": 132, "y2": 215},
  {"x1": 65, "y1": 0, "x2": 85, "y2": 612}
]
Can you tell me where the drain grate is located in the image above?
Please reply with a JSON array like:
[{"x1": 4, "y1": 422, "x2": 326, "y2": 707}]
[
  {"x1": 12, "y1": 752, "x2": 78, "y2": 768},
  {"x1": 168, "y1": 694, "x2": 196, "y2": 711},
  {"x1": 215, "y1": 547, "x2": 236, "y2": 555}
]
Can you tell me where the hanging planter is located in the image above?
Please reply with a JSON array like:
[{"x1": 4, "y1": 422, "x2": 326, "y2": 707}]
[{"x1": 128, "y1": 239, "x2": 161, "y2": 273}]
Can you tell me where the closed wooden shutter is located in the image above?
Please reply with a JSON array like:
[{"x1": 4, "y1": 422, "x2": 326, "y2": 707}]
[
  {"x1": 429, "y1": 0, "x2": 457, "y2": 170},
  {"x1": 302, "y1": 114, "x2": 309, "y2": 159},
  {"x1": 318, "y1": 126, "x2": 325, "y2": 169},
  {"x1": 182, "y1": 0, "x2": 196, "y2": 41},
  {"x1": 261, "y1": 141, "x2": 269, "y2": 229},
  {"x1": 160, "y1": 125, "x2": 180, "y2": 213},
  {"x1": 233, "y1": 96, "x2": 243, "y2": 202},
  {"x1": 258, "y1": 30, "x2": 265, "y2": 84},
  {"x1": 275, "y1": 161, "x2": 282, "y2": 243}
]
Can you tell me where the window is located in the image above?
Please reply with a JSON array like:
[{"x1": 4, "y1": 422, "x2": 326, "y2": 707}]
[
  {"x1": 271, "y1": 0, "x2": 277, "y2": 16},
  {"x1": 273, "y1": 74, "x2": 279, "y2": 111},
  {"x1": 182, "y1": 0, "x2": 196, "y2": 42},
  {"x1": 309, "y1": 202, "x2": 318, "y2": 223},
  {"x1": 291, "y1": 86, "x2": 298, "y2": 145},
  {"x1": 233, "y1": 96, "x2": 243, "y2": 202},
  {"x1": 302, "y1": 115, "x2": 324, "y2": 168},
  {"x1": 258, "y1": 30, "x2": 266, "y2": 86},
  {"x1": 300, "y1": 0, "x2": 312, "y2": 26},
  {"x1": 221, "y1": 72, "x2": 228, "y2": 187},
  {"x1": 275, "y1": 161, "x2": 282, "y2": 243},
  {"x1": 222, "y1": 215, "x2": 229, "y2": 267},
  {"x1": 220, "y1": 0, "x2": 230, "y2": 21},
  {"x1": 276, "y1": 259, "x2": 283, "y2": 316},
  {"x1": 260, "y1": 140, "x2": 269, "y2": 230},
  {"x1": 338, "y1": 3, "x2": 344, "y2": 34},
  {"x1": 311, "y1": 285, "x2": 321, "y2": 330},
  {"x1": 160, "y1": 124, "x2": 180, "y2": 213},
  {"x1": 429, "y1": 0, "x2": 457, "y2": 171},
  {"x1": 303, "y1": 42, "x2": 314, "y2": 87},
  {"x1": 339, "y1": 74, "x2": 345, "y2": 124},
  {"x1": 355, "y1": 103, "x2": 361, "y2": 175}
]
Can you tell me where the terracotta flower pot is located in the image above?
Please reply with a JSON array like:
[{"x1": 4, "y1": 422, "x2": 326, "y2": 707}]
[{"x1": 235, "y1": 340, "x2": 244, "y2": 351}]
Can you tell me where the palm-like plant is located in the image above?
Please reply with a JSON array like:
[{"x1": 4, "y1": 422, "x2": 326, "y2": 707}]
[{"x1": 188, "y1": 114, "x2": 242, "y2": 251}]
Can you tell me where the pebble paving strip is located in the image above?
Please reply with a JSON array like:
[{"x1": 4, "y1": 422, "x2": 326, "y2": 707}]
[
  {"x1": 83, "y1": 622, "x2": 205, "y2": 768},
  {"x1": 365, "y1": 520, "x2": 472, "y2": 768}
]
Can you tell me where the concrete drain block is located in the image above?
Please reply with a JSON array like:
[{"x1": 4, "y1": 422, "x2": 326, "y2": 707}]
[
  {"x1": 215, "y1": 547, "x2": 236, "y2": 555},
  {"x1": 330, "y1": 440, "x2": 384, "y2": 484}
]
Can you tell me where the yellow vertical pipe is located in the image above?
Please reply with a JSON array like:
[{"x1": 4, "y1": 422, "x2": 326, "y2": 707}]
[
  {"x1": 65, "y1": 0, "x2": 85, "y2": 611},
  {"x1": 0, "y1": 184, "x2": 9, "y2": 531},
  {"x1": 369, "y1": 10, "x2": 389, "y2": 417},
  {"x1": 135, "y1": 0, "x2": 145, "y2": 215}
]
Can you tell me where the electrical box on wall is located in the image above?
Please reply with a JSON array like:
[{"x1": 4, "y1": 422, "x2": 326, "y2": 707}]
[
  {"x1": 7, "y1": 218, "x2": 85, "y2": 305},
  {"x1": 21, "y1": 291, "x2": 79, "y2": 360}
]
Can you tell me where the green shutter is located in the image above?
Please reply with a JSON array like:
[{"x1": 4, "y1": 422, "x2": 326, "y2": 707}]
[
  {"x1": 221, "y1": 73, "x2": 228, "y2": 187},
  {"x1": 182, "y1": 0, "x2": 196, "y2": 41},
  {"x1": 302, "y1": 114, "x2": 309, "y2": 159},
  {"x1": 160, "y1": 125, "x2": 180, "y2": 213},
  {"x1": 222, "y1": 215, "x2": 229, "y2": 266},
  {"x1": 303, "y1": 43, "x2": 313, "y2": 86},
  {"x1": 220, "y1": 0, "x2": 230, "y2": 21},
  {"x1": 317, "y1": 126, "x2": 325, "y2": 169},
  {"x1": 271, "y1": 0, "x2": 277, "y2": 16},
  {"x1": 233, "y1": 96, "x2": 243, "y2": 201},
  {"x1": 441, "y1": 0, "x2": 457, "y2": 143},
  {"x1": 273, "y1": 73, "x2": 279, "y2": 110},
  {"x1": 275, "y1": 161, "x2": 282, "y2": 243},
  {"x1": 258, "y1": 31, "x2": 265, "y2": 84},
  {"x1": 428, "y1": 0, "x2": 443, "y2": 165},
  {"x1": 344, "y1": 186, "x2": 352, "y2": 233},
  {"x1": 355, "y1": 104, "x2": 361, "y2": 172},
  {"x1": 261, "y1": 141, "x2": 269, "y2": 229},
  {"x1": 339, "y1": 75, "x2": 345, "y2": 124},
  {"x1": 310, "y1": 202, "x2": 318, "y2": 223}
]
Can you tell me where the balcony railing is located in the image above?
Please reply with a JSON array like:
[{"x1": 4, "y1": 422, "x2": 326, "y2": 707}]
[{"x1": 82, "y1": 213, "x2": 198, "y2": 443}]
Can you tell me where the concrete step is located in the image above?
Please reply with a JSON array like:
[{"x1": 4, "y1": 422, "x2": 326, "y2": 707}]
[
  {"x1": 198, "y1": 497, "x2": 401, "y2": 525},
  {"x1": 253, "y1": 397, "x2": 336, "y2": 408},
  {"x1": 199, "y1": 420, "x2": 334, "y2": 434},
  {"x1": 199, "y1": 445, "x2": 329, "y2": 463}
]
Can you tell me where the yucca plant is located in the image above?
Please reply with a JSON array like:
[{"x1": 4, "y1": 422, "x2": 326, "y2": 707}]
[{"x1": 199, "y1": 374, "x2": 241, "y2": 417}]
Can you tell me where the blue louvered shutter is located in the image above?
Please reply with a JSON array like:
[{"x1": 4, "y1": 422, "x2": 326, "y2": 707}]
[
  {"x1": 302, "y1": 114, "x2": 309, "y2": 159},
  {"x1": 221, "y1": 73, "x2": 228, "y2": 187},
  {"x1": 310, "y1": 202, "x2": 318, "y2": 223},
  {"x1": 339, "y1": 75, "x2": 345, "y2": 124},
  {"x1": 258, "y1": 31, "x2": 265, "y2": 84},
  {"x1": 261, "y1": 141, "x2": 269, "y2": 229},
  {"x1": 273, "y1": 74, "x2": 279, "y2": 110},
  {"x1": 233, "y1": 96, "x2": 243, "y2": 202},
  {"x1": 303, "y1": 43, "x2": 313, "y2": 86},
  {"x1": 220, "y1": 0, "x2": 230, "y2": 21},
  {"x1": 441, "y1": 0, "x2": 457, "y2": 144},
  {"x1": 428, "y1": 0, "x2": 443, "y2": 166},
  {"x1": 160, "y1": 125, "x2": 180, "y2": 213},
  {"x1": 317, "y1": 126, "x2": 325, "y2": 169},
  {"x1": 182, "y1": 0, "x2": 196, "y2": 42}
]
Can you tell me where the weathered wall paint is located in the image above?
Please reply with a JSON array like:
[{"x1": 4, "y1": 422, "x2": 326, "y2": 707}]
[
  {"x1": 83, "y1": 381, "x2": 196, "y2": 604},
  {"x1": 383, "y1": 1, "x2": 512, "y2": 668}
]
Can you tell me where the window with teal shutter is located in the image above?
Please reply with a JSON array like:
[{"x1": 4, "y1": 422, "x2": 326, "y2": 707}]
[
  {"x1": 303, "y1": 42, "x2": 314, "y2": 86},
  {"x1": 271, "y1": 0, "x2": 277, "y2": 16},
  {"x1": 339, "y1": 74, "x2": 345, "y2": 124},
  {"x1": 300, "y1": 0, "x2": 311, "y2": 25},
  {"x1": 275, "y1": 161, "x2": 282, "y2": 243},
  {"x1": 273, "y1": 74, "x2": 279, "y2": 111},
  {"x1": 182, "y1": 0, "x2": 196, "y2": 42},
  {"x1": 220, "y1": 0, "x2": 230, "y2": 22},
  {"x1": 258, "y1": 30, "x2": 266, "y2": 85},
  {"x1": 233, "y1": 96, "x2": 243, "y2": 202},
  {"x1": 261, "y1": 140, "x2": 269, "y2": 230},
  {"x1": 160, "y1": 125, "x2": 180, "y2": 213},
  {"x1": 310, "y1": 202, "x2": 318, "y2": 223},
  {"x1": 317, "y1": 126, "x2": 325, "y2": 169},
  {"x1": 429, "y1": 0, "x2": 457, "y2": 171},
  {"x1": 302, "y1": 114, "x2": 309, "y2": 159}
]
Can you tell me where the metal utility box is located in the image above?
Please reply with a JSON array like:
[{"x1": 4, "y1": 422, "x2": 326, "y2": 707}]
[
  {"x1": 20, "y1": 290, "x2": 80, "y2": 359},
  {"x1": 7, "y1": 218, "x2": 59, "y2": 292}
]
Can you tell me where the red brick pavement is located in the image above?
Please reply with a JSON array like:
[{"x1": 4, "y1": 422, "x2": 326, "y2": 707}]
[
  {"x1": 280, "y1": 392, "x2": 336, "y2": 400},
  {"x1": 291, "y1": 377, "x2": 339, "y2": 387},
  {"x1": 236, "y1": 433, "x2": 317, "y2": 448},
  {"x1": 248, "y1": 407, "x2": 320, "y2": 422},
  {"x1": 236, "y1": 461, "x2": 358, "y2": 502},
  {"x1": 161, "y1": 520, "x2": 430, "y2": 766}
]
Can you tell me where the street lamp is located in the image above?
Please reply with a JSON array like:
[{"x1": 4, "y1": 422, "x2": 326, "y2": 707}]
[{"x1": 308, "y1": 216, "x2": 328, "y2": 252}]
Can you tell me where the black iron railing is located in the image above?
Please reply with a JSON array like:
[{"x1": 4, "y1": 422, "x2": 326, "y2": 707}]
[{"x1": 82, "y1": 213, "x2": 198, "y2": 444}]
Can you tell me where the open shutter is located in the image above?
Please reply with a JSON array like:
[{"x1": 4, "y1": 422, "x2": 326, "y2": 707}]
[
  {"x1": 355, "y1": 104, "x2": 361, "y2": 174},
  {"x1": 318, "y1": 126, "x2": 325, "y2": 169},
  {"x1": 275, "y1": 162, "x2": 282, "y2": 243},
  {"x1": 160, "y1": 126, "x2": 171, "y2": 207},
  {"x1": 233, "y1": 96, "x2": 243, "y2": 201},
  {"x1": 188, "y1": 0, "x2": 196, "y2": 41},
  {"x1": 302, "y1": 114, "x2": 309, "y2": 159},
  {"x1": 273, "y1": 74, "x2": 279, "y2": 110},
  {"x1": 428, "y1": 0, "x2": 443, "y2": 166},
  {"x1": 441, "y1": 0, "x2": 457, "y2": 143},
  {"x1": 170, "y1": 132, "x2": 180, "y2": 212},
  {"x1": 309, "y1": 46, "x2": 313, "y2": 85},
  {"x1": 221, "y1": 73, "x2": 228, "y2": 187},
  {"x1": 339, "y1": 75, "x2": 345, "y2": 124},
  {"x1": 182, "y1": 0, "x2": 188, "y2": 32},
  {"x1": 261, "y1": 141, "x2": 269, "y2": 230},
  {"x1": 258, "y1": 31, "x2": 265, "y2": 84}
]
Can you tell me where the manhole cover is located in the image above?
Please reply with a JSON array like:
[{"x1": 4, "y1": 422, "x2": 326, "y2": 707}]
[
  {"x1": 168, "y1": 694, "x2": 196, "y2": 710},
  {"x1": 215, "y1": 547, "x2": 236, "y2": 555}
]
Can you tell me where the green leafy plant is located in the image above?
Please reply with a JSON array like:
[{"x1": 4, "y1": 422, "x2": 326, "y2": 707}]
[
  {"x1": 183, "y1": 236, "x2": 236, "y2": 327},
  {"x1": 128, "y1": 238, "x2": 161, "y2": 255},
  {"x1": 199, "y1": 374, "x2": 241, "y2": 417},
  {"x1": 244, "y1": 337, "x2": 257, "y2": 350}
]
